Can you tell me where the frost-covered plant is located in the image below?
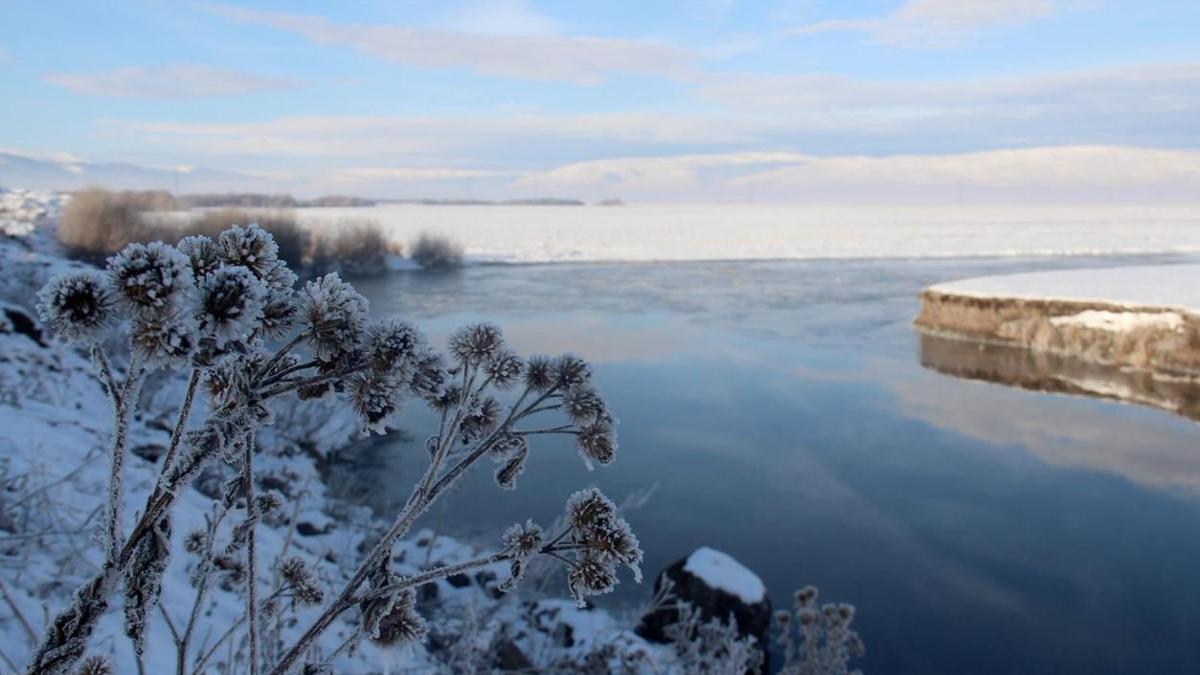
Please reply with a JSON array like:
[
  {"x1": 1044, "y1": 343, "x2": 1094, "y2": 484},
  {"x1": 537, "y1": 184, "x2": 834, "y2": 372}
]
[
  {"x1": 774, "y1": 586, "x2": 866, "y2": 675},
  {"x1": 26, "y1": 224, "x2": 640, "y2": 675},
  {"x1": 651, "y1": 577, "x2": 764, "y2": 675}
]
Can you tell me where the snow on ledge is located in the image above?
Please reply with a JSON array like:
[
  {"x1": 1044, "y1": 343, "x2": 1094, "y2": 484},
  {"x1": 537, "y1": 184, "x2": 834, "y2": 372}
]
[
  {"x1": 683, "y1": 547, "x2": 766, "y2": 604},
  {"x1": 928, "y1": 264, "x2": 1200, "y2": 313},
  {"x1": 1049, "y1": 310, "x2": 1186, "y2": 332}
]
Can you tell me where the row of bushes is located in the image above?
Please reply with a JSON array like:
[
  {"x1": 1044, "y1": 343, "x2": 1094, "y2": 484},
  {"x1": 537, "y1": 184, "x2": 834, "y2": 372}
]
[{"x1": 57, "y1": 188, "x2": 461, "y2": 274}]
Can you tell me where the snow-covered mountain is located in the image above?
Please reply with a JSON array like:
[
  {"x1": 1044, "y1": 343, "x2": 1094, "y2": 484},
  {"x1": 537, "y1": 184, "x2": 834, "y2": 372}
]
[{"x1": 0, "y1": 149, "x2": 261, "y2": 192}]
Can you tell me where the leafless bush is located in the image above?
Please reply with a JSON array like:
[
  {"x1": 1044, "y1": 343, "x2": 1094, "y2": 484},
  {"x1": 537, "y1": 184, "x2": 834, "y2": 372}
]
[
  {"x1": 57, "y1": 189, "x2": 158, "y2": 263},
  {"x1": 410, "y1": 233, "x2": 463, "y2": 270},
  {"x1": 27, "y1": 224, "x2": 640, "y2": 674},
  {"x1": 309, "y1": 221, "x2": 395, "y2": 278}
]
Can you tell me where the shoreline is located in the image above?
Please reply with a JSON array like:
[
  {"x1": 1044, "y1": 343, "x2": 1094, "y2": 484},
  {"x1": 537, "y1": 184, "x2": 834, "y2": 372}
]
[{"x1": 915, "y1": 266, "x2": 1200, "y2": 383}]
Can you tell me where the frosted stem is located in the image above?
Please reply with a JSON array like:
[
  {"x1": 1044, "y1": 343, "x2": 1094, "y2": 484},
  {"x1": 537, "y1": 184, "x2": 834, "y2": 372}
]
[{"x1": 243, "y1": 430, "x2": 261, "y2": 675}]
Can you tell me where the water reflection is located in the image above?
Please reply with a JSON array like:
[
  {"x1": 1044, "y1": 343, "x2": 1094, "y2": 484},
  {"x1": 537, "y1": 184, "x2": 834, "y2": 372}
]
[
  {"x1": 919, "y1": 331, "x2": 1200, "y2": 423},
  {"x1": 347, "y1": 255, "x2": 1200, "y2": 674}
]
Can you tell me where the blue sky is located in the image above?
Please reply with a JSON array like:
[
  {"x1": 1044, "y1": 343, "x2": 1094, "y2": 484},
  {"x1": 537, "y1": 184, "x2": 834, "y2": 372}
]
[{"x1": 1, "y1": 0, "x2": 1198, "y2": 201}]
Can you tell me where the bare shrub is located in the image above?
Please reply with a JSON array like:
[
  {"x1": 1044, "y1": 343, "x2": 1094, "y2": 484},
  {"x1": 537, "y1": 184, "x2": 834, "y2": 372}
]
[
  {"x1": 309, "y1": 221, "x2": 395, "y2": 278},
  {"x1": 410, "y1": 232, "x2": 463, "y2": 270},
  {"x1": 57, "y1": 189, "x2": 157, "y2": 263}
]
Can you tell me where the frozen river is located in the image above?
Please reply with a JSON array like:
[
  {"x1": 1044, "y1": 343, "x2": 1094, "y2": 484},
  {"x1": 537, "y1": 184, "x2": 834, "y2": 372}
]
[{"x1": 343, "y1": 252, "x2": 1200, "y2": 674}]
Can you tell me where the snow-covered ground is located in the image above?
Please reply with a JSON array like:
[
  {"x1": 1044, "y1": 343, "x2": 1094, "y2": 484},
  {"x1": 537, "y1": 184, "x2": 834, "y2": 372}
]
[
  {"x1": 929, "y1": 264, "x2": 1200, "y2": 312},
  {"x1": 298, "y1": 203, "x2": 1200, "y2": 264}
]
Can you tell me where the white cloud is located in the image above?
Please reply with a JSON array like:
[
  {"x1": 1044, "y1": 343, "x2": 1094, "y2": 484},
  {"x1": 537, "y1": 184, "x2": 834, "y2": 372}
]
[
  {"x1": 101, "y1": 112, "x2": 762, "y2": 159},
  {"x1": 440, "y1": 0, "x2": 563, "y2": 37},
  {"x1": 730, "y1": 146, "x2": 1200, "y2": 203},
  {"x1": 45, "y1": 64, "x2": 301, "y2": 98},
  {"x1": 207, "y1": 4, "x2": 692, "y2": 85},
  {"x1": 517, "y1": 146, "x2": 1200, "y2": 203},
  {"x1": 515, "y1": 152, "x2": 807, "y2": 193},
  {"x1": 792, "y1": 0, "x2": 1068, "y2": 48},
  {"x1": 699, "y1": 62, "x2": 1200, "y2": 112}
]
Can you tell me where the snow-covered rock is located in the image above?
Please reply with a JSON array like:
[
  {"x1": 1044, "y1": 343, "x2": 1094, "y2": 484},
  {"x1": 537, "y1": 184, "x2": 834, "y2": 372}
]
[{"x1": 636, "y1": 547, "x2": 771, "y2": 661}]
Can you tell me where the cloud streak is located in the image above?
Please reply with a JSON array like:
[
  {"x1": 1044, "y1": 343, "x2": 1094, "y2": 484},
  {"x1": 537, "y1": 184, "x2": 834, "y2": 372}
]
[
  {"x1": 207, "y1": 4, "x2": 693, "y2": 85},
  {"x1": 45, "y1": 64, "x2": 302, "y2": 99},
  {"x1": 792, "y1": 0, "x2": 1069, "y2": 48}
]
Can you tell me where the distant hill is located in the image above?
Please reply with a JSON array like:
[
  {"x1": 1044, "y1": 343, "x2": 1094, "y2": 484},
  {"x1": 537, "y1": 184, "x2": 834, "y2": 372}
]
[
  {"x1": 0, "y1": 150, "x2": 258, "y2": 193},
  {"x1": 378, "y1": 197, "x2": 585, "y2": 206}
]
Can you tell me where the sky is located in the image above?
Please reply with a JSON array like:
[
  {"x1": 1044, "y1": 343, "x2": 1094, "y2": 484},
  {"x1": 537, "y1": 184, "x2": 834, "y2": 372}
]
[{"x1": 1, "y1": 0, "x2": 1198, "y2": 202}]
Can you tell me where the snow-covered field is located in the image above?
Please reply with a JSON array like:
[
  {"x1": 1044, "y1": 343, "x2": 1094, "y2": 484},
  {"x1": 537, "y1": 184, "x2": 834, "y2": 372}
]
[
  {"x1": 929, "y1": 264, "x2": 1200, "y2": 311},
  {"x1": 299, "y1": 203, "x2": 1200, "y2": 264}
]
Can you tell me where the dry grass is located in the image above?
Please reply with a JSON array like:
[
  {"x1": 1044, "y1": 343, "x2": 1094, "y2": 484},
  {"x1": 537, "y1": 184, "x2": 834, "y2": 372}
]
[
  {"x1": 309, "y1": 221, "x2": 395, "y2": 277},
  {"x1": 57, "y1": 188, "x2": 159, "y2": 264},
  {"x1": 410, "y1": 232, "x2": 464, "y2": 270},
  {"x1": 58, "y1": 190, "x2": 396, "y2": 277}
]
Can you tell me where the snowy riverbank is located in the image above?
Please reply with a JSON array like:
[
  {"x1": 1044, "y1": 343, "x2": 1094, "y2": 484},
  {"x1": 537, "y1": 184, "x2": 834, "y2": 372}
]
[
  {"x1": 915, "y1": 265, "x2": 1200, "y2": 382},
  {"x1": 0, "y1": 189, "x2": 692, "y2": 673},
  {"x1": 298, "y1": 203, "x2": 1200, "y2": 264}
]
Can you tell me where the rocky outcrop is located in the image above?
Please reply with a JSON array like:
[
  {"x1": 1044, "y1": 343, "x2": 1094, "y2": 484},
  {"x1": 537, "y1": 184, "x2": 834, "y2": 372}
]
[{"x1": 915, "y1": 288, "x2": 1200, "y2": 379}]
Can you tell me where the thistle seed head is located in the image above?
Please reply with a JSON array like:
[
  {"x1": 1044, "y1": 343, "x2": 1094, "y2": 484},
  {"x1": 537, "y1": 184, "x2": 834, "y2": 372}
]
[
  {"x1": 448, "y1": 323, "x2": 503, "y2": 365},
  {"x1": 106, "y1": 241, "x2": 192, "y2": 317},
  {"x1": 37, "y1": 270, "x2": 117, "y2": 343},
  {"x1": 300, "y1": 273, "x2": 369, "y2": 363},
  {"x1": 195, "y1": 265, "x2": 266, "y2": 348}
]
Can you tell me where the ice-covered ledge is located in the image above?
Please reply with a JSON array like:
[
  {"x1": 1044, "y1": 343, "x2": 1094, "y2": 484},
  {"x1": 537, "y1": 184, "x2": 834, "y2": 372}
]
[{"x1": 914, "y1": 265, "x2": 1200, "y2": 379}]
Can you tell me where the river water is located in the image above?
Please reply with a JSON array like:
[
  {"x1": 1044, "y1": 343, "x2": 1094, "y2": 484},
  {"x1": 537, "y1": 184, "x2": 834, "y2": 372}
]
[{"x1": 346, "y1": 253, "x2": 1200, "y2": 674}]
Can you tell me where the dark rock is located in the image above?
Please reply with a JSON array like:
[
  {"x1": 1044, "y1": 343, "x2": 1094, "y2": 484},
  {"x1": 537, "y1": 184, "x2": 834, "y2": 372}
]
[
  {"x1": 3, "y1": 306, "x2": 44, "y2": 346},
  {"x1": 475, "y1": 571, "x2": 505, "y2": 599},
  {"x1": 418, "y1": 581, "x2": 439, "y2": 606},
  {"x1": 446, "y1": 572, "x2": 471, "y2": 588},
  {"x1": 131, "y1": 443, "x2": 166, "y2": 462},
  {"x1": 492, "y1": 638, "x2": 533, "y2": 671},
  {"x1": 636, "y1": 548, "x2": 771, "y2": 665},
  {"x1": 259, "y1": 474, "x2": 291, "y2": 496},
  {"x1": 295, "y1": 521, "x2": 327, "y2": 537}
]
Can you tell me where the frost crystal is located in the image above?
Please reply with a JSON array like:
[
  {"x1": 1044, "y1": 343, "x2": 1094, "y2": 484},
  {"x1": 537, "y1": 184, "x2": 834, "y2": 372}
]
[
  {"x1": 349, "y1": 371, "x2": 401, "y2": 434},
  {"x1": 576, "y1": 418, "x2": 617, "y2": 469},
  {"x1": 502, "y1": 519, "x2": 544, "y2": 558},
  {"x1": 568, "y1": 554, "x2": 618, "y2": 605},
  {"x1": 106, "y1": 241, "x2": 192, "y2": 317},
  {"x1": 177, "y1": 234, "x2": 222, "y2": 280},
  {"x1": 279, "y1": 556, "x2": 325, "y2": 606},
  {"x1": 362, "y1": 588, "x2": 426, "y2": 647},
  {"x1": 485, "y1": 348, "x2": 524, "y2": 388},
  {"x1": 74, "y1": 655, "x2": 113, "y2": 675},
  {"x1": 448, "y1": 323, "x2": 504, "y2": 365},
  {"x1": 130, "y1": 310, "x2": 198, "y2": 367},
  {"x1": 554, "y1": 353, "x2": 591, "y2": 387},
  {"x1": 493, "y1": 443, "x2": 528, "y2": 490},
  {"x1": 196, "y1": 265, "x2": 266, "y2": 348},
  {"x1": 366, "y1": 319, "x2": 422, "y2": 374},
  {"x1": 523, "y1": 354, "x2": 555, "y2": 392},
  {"x1": 258, "y1": 288, "x2": 298, "y2": 340},
  {"x1": 562, "y1": 385, "x2": 607, "y2": 424},
  {"x1": 217, "y1": 223, "x2": 280, "y2": 280},
  {"x1": 36, "y1": 271, "x2": 117, "y2": 342},
  {"x1": 300, "y1": 273, "x2": 369, "y2": 363},
  {"x1": 559, "y1": 488, "x2": 643, "y2": 604}
]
